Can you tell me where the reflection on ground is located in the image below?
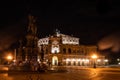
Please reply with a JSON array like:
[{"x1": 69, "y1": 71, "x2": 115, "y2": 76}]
[{"x1": 1, "y1": 67, "x2": 120, "y2": 80}]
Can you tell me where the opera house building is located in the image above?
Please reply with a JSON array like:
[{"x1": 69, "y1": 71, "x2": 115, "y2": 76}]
[
  {"x1": 16, "y1": 15, "x2": 107, "y2": 67},
  {"x1": 38, "y1": 30, "x2": 106, "y2": 66}
]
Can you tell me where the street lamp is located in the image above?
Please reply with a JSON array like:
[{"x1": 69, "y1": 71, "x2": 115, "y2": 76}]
[
  {"x1": 104, "y1": 59, "x2": 108, "y2": 66},
  {"x1": 6, "y1": 55, "x2": 13, "y2": 64},
  {"x1": 91, "y1": 54, "x2": 97, "y2": 68}
]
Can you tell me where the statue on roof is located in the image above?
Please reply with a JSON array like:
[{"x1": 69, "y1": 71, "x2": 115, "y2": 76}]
[{"x1": 55, "y1": 29, "x2": 60, "y2": 37}]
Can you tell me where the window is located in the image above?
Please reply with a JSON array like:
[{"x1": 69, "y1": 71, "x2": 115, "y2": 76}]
[
  {"x1": 51, "y1": 40, "x2": 60, "y2": 53},
  {"x1": 63, "y1": 48, "x2": 66, "y2": 53},
  {"x1": 68, "y1": 48, "x2": 71, "y2": 54}
]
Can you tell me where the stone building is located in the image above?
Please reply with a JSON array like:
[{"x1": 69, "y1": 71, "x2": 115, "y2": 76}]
[
  {"x1": 38, "y1": 30, "x2": 105, "y2": 66},
  {"x1": 16, "y1": 15, "x2": 106, "y2": 67}
]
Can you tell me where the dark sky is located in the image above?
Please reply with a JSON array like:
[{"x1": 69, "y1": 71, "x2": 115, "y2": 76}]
[{"x1": 0, "y1": 0, "x2": 120, "y2": 53}]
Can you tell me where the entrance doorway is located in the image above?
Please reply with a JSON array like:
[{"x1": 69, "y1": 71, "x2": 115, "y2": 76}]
[{"x1": 52, "y1": 56, "x2": 58, "y2": 66}]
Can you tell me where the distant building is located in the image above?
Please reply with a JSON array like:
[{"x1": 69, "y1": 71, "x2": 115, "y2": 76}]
[
  {"x1": 16, "y1": 15, "x2": 106, "y2": 67},
  {"x1": 38, "y1": 29, "x2": 105, "y2": 66}
]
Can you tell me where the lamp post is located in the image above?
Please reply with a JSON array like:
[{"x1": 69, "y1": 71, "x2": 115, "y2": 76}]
[
  {"x1": 7, "y1": 55, "x2": 13, "y2": 65},
  {"x1": 91, "y1": 54, "x2": 97, "y2": 68},
  {"x1": 104, "y1": 59, "x2": 108, "y2": 66}
]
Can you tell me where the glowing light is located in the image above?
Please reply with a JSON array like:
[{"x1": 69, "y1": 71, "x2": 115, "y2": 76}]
[
  {"x1": 91, "y1": 54, "x2": 97, "y2": 59},
  {"x1": 97, "y1": 59, "x2": 101, "y2": 62},
  {"x1": 7, "y1": 55, "x2": 13, "y2": 60},
  {"x1": 66, "y1": 58, "x2": 70, "y2": 61},
  {"x1": 52, "y1": 56, "x2": 58, "y2": 65},
  {"x1": 82, "y1": 59, "x2": 85, "y2": 61},
  {"x1": 77, "y1": 59, "x2": 81, "y2": 61},
  {"x1": 85, "y1": 59, "x2": 89, "y2": 62},
  {"x1": 13, "y1": 60, "x2": 16, "y2": 62},
  {"x1": 72, "y1": 59, "x2": 75, "y2": 61},
  {"x1": 104, "y1": 59, "x2": 108, "y2": 62},
  {"x1": 117, "y1": 58, "x2": 120, "y2": 61},
  {"x1": 51, "y1": 46, "x2": 60, "y2": 53},
  {"x1": 37, "y1": 59, "x2": 40, "y2": 62},
  {"x1": 62, "y1": 36, "x2": 79, "y2": 45}
]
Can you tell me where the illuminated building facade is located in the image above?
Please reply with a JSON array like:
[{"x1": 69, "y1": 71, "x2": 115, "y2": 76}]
[
  {"x1": 16, "y1": 15, "x2": 106, "y2": 67},
  {"x1": 38, "y1": 30, "x2": 105, "y2": 66}
]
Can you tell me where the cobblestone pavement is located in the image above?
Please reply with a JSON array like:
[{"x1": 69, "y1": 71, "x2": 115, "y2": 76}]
[{"x1": 0, "y1": 67, "x2": 120, "y2": 80}]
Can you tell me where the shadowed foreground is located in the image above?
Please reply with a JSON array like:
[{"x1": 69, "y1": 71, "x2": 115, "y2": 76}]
[{"x1": 1, "y1": 67, "x2": 120, "y2": 80}]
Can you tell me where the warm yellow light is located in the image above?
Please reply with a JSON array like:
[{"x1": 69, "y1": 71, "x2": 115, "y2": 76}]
[
  {"x1": 77, "y1": 59, "x2": 81, "y2": 61},
  {"x1": 91, "y1": 54, "x2": 97, "y2": 59},
  {"x1": 85, "y1": 59, "x2": 89, "y2": 62},
  {"x1": 104, "y1": 59, "x2": 108, "y2": 62},
  {"x1": 66, "y1": 58, "x2": 70, "y2": 61},
  {"x1": 7, "y1": 55, "x2": 13, "y2": 60},
  {"x1": 97, "y1": 59, "x2": 101, "y2": 62},
  {"x1": 72, "y1": 59, "x2": 75, "y2": 61}
]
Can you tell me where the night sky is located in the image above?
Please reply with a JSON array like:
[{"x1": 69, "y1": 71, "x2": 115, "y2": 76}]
[{"x1": 0, "y1": 0, "x2": 120, "y2": 56}]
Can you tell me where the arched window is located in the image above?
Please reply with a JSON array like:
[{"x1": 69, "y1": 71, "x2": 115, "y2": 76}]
[
  {"x1": 68, "y1": 48, "x2": 71, "y2": 54},
  {"x1": 63, "y1": 48, "x2": 66, "y2": 54}
]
